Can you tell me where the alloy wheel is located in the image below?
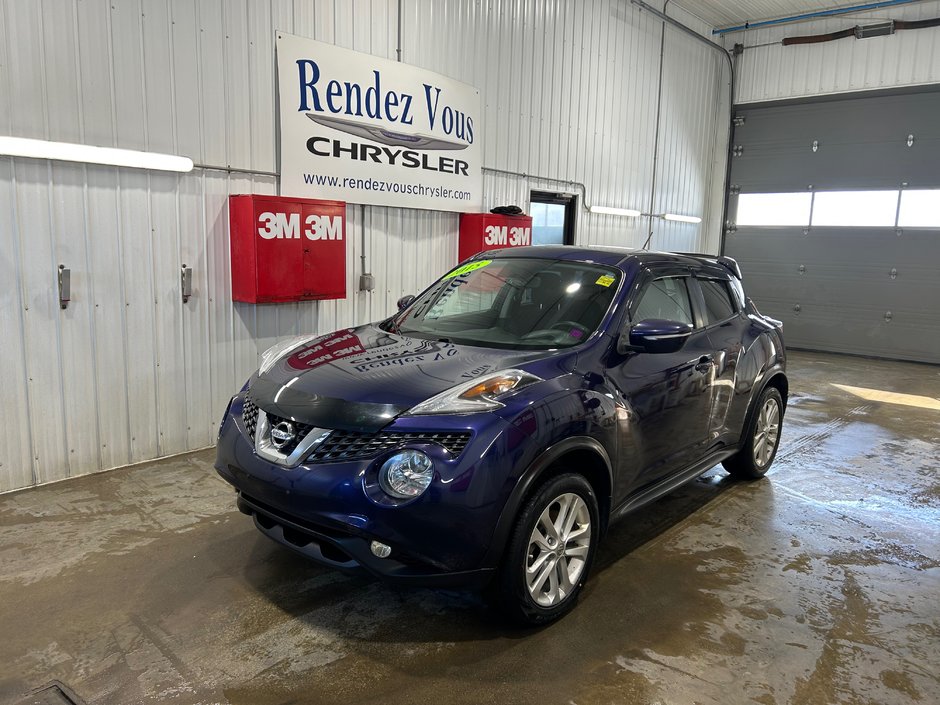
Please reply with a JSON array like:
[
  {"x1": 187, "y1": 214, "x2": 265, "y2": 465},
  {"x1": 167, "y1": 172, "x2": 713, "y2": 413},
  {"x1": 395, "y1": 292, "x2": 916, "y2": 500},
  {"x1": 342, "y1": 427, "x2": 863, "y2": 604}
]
[
  {"x1": 753, "y1": 397, "x2": 781, "y2": 468},
  {"x1": 525, "y1": 492, "x2": 592, "y2": 607}
]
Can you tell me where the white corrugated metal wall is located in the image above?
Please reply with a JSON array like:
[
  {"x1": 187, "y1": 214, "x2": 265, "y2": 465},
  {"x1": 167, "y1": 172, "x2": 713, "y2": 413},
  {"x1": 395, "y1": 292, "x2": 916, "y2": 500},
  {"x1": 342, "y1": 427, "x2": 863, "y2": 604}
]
[
  {"x1": 0, "y1": 0, "x2": 729, "y2": 492},
  {"x1": 727, "y1": 0, "x2": 940, "y2": 103}
]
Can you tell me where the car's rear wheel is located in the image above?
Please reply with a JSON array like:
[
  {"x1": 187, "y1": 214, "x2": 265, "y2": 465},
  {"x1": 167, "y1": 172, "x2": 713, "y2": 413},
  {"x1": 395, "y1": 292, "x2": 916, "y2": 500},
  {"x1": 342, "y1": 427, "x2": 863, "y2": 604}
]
[
  {"x1": 723, "y1": 386, "x2": 784, "y2": 480},
  {"x1": 495, "y1": 473, "x2": 599, "y2": 625}
]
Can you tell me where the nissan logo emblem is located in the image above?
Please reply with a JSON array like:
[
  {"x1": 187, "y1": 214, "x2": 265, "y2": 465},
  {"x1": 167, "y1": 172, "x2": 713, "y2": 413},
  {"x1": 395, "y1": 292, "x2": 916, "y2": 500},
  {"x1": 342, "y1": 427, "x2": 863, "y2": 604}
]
[{"x1": 270, "y1": 421, "x2": 296, "y2": 450}]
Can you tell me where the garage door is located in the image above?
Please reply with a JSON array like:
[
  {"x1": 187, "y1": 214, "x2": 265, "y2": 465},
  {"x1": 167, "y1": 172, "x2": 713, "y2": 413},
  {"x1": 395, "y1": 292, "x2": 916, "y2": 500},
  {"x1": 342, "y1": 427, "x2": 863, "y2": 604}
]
[{"x1": 724, "y1": 88, "x2": 940, "y2": 364}]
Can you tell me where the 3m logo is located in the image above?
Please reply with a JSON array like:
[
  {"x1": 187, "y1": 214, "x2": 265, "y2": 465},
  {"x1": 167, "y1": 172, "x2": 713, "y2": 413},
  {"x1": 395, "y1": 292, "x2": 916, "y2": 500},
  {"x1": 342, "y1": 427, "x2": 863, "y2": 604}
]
[
  {"x1": 258, "y1": 212, "x2": 344, "y2": 241},
  {"x1": 483, "y1": 225, "x2": 531, "y2": 247}
]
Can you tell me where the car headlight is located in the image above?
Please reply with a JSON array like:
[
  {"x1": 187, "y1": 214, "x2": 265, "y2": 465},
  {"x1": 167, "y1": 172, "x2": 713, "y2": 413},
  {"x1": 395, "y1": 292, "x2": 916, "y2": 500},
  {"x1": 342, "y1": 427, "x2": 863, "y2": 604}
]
[
  {"x1": 258, "y1": 335, "x2": 315, "y2": 375},
  {"x1": 406, "y1": 369, "x2": 542, "y2": 415},
  {"x1": 379, "y1": 450, "x2": 435, "y2": 499}
]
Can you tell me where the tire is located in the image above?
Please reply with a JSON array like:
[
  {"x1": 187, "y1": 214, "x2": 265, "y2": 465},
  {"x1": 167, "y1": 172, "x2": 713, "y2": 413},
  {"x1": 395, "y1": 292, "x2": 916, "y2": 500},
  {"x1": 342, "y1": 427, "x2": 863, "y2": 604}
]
[
  {"x1": 494, "y1": 473, "x2": 599, "y2": 626},
  {"x1": 723, "y1": 386, "x2": 784, "y2": 480}
]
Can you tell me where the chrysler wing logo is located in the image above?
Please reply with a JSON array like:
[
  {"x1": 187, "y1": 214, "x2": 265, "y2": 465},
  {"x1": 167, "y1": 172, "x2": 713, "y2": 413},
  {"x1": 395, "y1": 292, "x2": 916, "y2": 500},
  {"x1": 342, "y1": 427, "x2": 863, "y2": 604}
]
[
  {"x1": 270, "y1": 421, "x2": 296, "y2": 450},
  {"x1": 306, "y1": 114, "x2": 469, "y2": 151}
]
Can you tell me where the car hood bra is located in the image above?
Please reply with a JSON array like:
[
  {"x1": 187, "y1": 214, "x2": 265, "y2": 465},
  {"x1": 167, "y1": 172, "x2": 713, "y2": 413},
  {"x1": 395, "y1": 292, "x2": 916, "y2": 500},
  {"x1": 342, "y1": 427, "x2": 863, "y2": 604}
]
[{"x1": 248, "y1": 324, "x2": 548, "y2": 432}]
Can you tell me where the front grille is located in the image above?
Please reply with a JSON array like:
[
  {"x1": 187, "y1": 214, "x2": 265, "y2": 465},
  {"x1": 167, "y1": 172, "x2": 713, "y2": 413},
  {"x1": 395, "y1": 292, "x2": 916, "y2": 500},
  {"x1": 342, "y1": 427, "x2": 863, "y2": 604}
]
[
  {"x1": 242, "y1": 391, "x2": 471, "y2": 462},
  {"x1": 309, "y1": 430, "x2": 472, "y2": 463},
  {"x1": 243, "y1": 395, "x2": 259, "y2": 438},
  {"x1": 265, "y1": 412, "x2": 317, "y2": 456},
  {"x1": 242, "y1": 395, "x2": 312, "y2": 455}
]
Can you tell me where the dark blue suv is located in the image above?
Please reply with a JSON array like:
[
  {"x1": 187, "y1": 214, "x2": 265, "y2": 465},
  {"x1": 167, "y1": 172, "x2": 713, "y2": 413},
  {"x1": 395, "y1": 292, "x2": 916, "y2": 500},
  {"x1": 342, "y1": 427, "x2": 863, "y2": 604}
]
[{"x1": 215, "y1": 247, "x2": 787, "y2": 624}]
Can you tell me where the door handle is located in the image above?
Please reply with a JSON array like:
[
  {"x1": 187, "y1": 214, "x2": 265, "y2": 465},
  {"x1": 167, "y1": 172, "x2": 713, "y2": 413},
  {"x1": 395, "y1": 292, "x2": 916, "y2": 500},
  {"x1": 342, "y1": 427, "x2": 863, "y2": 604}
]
[{"x1": 695, "y1": 355, "x2": 713, "y2": 371}]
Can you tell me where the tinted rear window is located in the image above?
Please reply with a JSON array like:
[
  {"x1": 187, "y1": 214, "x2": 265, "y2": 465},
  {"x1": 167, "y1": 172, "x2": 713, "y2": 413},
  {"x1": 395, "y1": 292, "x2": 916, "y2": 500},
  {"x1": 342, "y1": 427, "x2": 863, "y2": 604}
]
[{"x1": 699, "y1": 279, "x2": 737, "y2": 324}]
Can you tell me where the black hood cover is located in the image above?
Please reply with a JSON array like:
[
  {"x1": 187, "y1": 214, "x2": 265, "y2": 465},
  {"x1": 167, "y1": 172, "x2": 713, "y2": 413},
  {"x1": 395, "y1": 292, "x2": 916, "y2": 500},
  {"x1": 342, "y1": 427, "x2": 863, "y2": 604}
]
[{"x1": 248, "y1": 325, "x2": 547, "y2": 432}]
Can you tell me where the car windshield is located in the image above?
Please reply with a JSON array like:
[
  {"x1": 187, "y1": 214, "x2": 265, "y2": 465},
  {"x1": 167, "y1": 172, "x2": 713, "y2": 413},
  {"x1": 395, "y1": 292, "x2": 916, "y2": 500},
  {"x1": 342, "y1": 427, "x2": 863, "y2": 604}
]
[{"x1": 387, "y1": 257, "x2": 622, "y2": 350}]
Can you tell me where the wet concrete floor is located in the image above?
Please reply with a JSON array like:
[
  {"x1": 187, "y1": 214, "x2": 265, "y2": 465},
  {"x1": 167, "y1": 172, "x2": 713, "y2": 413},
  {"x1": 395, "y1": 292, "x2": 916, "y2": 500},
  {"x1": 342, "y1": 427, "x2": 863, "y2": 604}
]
[{"x1": 1, "y1": 351, "x2": 938, "y2": 705}]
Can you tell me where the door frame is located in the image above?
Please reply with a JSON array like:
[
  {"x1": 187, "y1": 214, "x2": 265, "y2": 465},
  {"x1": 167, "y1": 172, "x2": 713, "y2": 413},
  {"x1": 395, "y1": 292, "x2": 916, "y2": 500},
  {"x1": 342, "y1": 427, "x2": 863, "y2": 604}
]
[{"x1": 530, "y1": 190, "x2": 578, "y2": 245}]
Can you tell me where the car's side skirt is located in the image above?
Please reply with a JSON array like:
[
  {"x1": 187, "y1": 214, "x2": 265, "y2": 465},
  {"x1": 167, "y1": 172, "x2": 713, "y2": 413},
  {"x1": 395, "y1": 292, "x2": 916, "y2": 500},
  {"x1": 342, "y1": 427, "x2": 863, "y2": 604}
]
[{"x1": 609, "y1": 447, "x2": 739, "y2": 523}]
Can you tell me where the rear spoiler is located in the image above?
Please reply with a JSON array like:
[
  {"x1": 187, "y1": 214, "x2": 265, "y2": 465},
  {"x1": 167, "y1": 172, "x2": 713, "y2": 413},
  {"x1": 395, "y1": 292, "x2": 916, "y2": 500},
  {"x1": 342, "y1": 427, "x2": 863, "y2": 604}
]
[{"x1": 677, "y1": 253, "x2": 742, "y2": 280}]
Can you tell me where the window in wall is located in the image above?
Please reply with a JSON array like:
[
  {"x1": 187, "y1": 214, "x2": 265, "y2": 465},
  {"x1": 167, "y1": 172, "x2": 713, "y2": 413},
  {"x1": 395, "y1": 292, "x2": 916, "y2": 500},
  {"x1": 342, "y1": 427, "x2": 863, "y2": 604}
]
[
  {"x1": 811, "y1": 190, "x2": 899, "y2": 227},
  {"x1": 897, "y1": 190, "x2": 940, "y2": 228},
  {"x1": 735, "y1": 189, "x2": 935, "y2": 228},
  {"x1": 735, "y1": 192, "x2": 813, "y2": 227},
  {"x1": 633, "y1": 277, "x2": 695, "y2": 326},
  {"x1": 699, "y1": 279, "x2": 737, "y2": 324}
]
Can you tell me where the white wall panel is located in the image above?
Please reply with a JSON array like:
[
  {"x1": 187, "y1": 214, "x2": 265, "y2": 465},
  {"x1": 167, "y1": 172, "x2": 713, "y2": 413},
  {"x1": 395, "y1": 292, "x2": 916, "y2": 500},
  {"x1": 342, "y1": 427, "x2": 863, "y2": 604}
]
[
  {"x1": 84, "y1": 166, "x2": 131, "y2": 473},
  {"x1": 656, "y1": 11, "x2": 725, "y2": 253},
  {"x1": 50, "y1": 164, "x2": 101, "y2": 477},
  {"x1": 0, "y1": 0, "x2": 727, "y2": 492},
  {"x1": 0, "y1": 160, "x2": 34, "y2": 491},
  {"x1": 730, "y1": 0, "x2": 940, "y2": 103}
]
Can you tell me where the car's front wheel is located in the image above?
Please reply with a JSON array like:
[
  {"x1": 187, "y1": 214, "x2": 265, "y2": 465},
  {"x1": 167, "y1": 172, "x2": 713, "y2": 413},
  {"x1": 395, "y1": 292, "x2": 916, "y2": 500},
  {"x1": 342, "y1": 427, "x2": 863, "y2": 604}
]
[
  {"x1": 723, "y1": 386, "x2": 784, "y2": 480},
  {"x1": 495, "y1": 473, "x2": 599, "y2": 625}
]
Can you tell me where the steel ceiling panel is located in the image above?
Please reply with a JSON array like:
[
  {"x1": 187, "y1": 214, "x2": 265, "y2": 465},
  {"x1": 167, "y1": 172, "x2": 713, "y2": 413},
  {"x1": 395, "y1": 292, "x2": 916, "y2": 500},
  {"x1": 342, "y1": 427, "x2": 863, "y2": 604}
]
[
  {"x1": 675, "y1": 0, "x2": 923, "y2": 29},
  {"x1": 733, "y1": 0, "x2": 940, "y2": 102}
]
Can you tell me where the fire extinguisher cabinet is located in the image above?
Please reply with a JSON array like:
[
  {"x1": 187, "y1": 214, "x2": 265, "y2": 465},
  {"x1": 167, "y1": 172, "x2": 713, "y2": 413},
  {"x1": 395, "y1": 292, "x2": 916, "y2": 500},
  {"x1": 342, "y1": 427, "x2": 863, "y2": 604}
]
[
  {"x1": 229, "y1": 195, "x2": 347, "y2": 303},
  {"x1": 458, "y1": 212, "x2": 534, "y2": 262}
]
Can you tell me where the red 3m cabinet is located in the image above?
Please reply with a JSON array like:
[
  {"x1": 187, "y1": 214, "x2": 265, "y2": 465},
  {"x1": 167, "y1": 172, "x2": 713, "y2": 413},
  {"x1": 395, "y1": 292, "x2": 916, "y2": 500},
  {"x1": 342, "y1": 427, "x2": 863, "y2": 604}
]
[
  {"x1": 229, "y1": 195, "x2": 346, "y2": 303},
  {"x1": 458, "y1": 213, "x2": 534, "y2": 261}
]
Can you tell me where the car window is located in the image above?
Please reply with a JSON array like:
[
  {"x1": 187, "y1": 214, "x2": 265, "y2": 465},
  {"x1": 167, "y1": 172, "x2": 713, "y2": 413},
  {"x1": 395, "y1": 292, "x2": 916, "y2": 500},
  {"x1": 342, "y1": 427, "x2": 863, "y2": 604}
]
[
  {"x1": 392, "y1": 258, "x2": 622, "y2": 350},
  {"x1": 699, "y1": 279, "x2": 737, "y2": 324},
  {"x1": 632, "y1": 277, "x2": 694, "y2": 326},
  {"x1": 425, "y1": 262, "x2": 511, "y2": 319}
]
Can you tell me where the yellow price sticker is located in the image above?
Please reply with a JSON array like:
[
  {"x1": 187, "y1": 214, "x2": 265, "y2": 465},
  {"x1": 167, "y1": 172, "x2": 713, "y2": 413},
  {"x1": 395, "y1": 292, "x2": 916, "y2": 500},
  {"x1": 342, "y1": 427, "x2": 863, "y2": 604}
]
[
  {"x1": 595, "y1": 275, "x2": 615, "y2": 287},
  {"x1": 443, "y1": 260, "x2": 492, "y2": 279}
]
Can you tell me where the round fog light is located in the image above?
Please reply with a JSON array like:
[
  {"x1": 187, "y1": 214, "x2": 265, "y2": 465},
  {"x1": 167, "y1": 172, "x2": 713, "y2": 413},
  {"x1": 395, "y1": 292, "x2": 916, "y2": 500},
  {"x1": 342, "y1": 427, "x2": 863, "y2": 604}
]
[
  {"x1": 370, "y1": 540, "x2": 392, "y2": 558},
  {"x1": 378, "y1": 449, "x2": 435, "y2": 499}
]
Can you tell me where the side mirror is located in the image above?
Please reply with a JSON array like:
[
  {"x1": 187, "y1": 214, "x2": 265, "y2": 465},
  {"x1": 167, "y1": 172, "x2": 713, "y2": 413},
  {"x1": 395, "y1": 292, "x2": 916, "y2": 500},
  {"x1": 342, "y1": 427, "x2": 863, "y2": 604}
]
[
  {"x1": 619, "y1": 319, "x2": 694, "y2": 354},
  {"x1": 397, "y1": 294, "x2": 415, "y2": 311}
]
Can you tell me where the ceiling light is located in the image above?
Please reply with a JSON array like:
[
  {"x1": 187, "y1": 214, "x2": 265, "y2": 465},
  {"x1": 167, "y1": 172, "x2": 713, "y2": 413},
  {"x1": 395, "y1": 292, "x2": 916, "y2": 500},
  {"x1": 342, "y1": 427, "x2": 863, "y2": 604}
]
[
  {"x1": 590, "y1": 205, "x2": 641, "y2": 217},
  {"x1": 0, "y1": 136, "x2": 194, "y2": 172},
  {"x1": 663, "y1": 213, "x2": 702, "y2": 224}
]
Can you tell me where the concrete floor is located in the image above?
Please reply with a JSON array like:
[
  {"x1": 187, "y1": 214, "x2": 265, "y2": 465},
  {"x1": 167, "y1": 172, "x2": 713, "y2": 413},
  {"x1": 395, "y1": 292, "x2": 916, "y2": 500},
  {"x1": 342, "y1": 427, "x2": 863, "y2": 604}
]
[{"x1": 1, "y1": 351, "x2": 938, "y2": 705}]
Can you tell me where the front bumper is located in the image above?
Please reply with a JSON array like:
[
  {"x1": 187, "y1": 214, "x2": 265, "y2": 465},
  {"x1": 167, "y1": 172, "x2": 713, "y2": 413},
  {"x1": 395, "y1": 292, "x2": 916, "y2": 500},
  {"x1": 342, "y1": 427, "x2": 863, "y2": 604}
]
[
  {"x1": 214, "y1": 394, "x2": 529, "y2": 587},
  {"x1": 232, "y1": 490, "x2": 491, "y2": 588}
]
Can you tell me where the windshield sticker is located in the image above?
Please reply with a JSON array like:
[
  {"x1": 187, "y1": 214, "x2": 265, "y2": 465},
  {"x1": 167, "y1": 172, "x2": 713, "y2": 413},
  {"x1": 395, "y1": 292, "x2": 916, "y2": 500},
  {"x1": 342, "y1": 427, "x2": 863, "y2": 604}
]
[
  {"x1": 443, "y1": 259, "x2": 492, "y2": 279},
  {"x1": 595, "y1": 274, "x2": 615, "y2": 287}
]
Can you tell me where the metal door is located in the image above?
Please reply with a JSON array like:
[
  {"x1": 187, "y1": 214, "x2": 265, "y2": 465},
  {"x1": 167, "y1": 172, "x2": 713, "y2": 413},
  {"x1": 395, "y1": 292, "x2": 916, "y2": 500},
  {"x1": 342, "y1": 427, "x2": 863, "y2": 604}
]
[
  {"x1": 606, "y1": 273, "x2": 716, "y2": 484},
  {"x1": 724, "y1": 88, "x2": 940, "y2": 363}
]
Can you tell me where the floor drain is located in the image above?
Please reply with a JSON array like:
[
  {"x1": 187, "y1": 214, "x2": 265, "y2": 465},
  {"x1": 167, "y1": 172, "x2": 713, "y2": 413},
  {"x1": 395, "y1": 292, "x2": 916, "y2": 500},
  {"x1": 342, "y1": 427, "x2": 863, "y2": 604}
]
[{"x1": 13, "y1": 681, "x2": 86, "y2": 705}]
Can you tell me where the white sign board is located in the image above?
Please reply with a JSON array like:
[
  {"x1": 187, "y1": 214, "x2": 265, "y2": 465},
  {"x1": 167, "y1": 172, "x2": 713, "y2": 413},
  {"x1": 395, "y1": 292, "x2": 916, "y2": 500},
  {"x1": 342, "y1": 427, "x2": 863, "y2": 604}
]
[{"x1": 276, "y1": 33, "x2": 483, "y2": 213}]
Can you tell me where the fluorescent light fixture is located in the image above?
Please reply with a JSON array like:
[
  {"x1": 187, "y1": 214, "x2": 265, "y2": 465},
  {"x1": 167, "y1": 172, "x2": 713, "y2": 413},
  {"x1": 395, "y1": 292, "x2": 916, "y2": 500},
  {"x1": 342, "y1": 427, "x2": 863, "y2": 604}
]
[
  {"x1": 0, "y1": 136, "x2": 194, "y2": 172},
  {"x1": 663, "y1": 213, "x2": 702, "y2": 224},
  {"x1": 590, "y1": 205, "x2": 641, "y2": 217}
]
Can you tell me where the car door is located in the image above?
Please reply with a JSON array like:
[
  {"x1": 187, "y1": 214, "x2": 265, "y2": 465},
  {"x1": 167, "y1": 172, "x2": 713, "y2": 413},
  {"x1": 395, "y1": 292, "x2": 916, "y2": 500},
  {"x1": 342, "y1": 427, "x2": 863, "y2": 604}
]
[
  {"x1": 605, "y1": 270, "x2": 717, "y2": 489},
  {"x1": 694, "y1": 275, "x2": 746, "y2": 446}
]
